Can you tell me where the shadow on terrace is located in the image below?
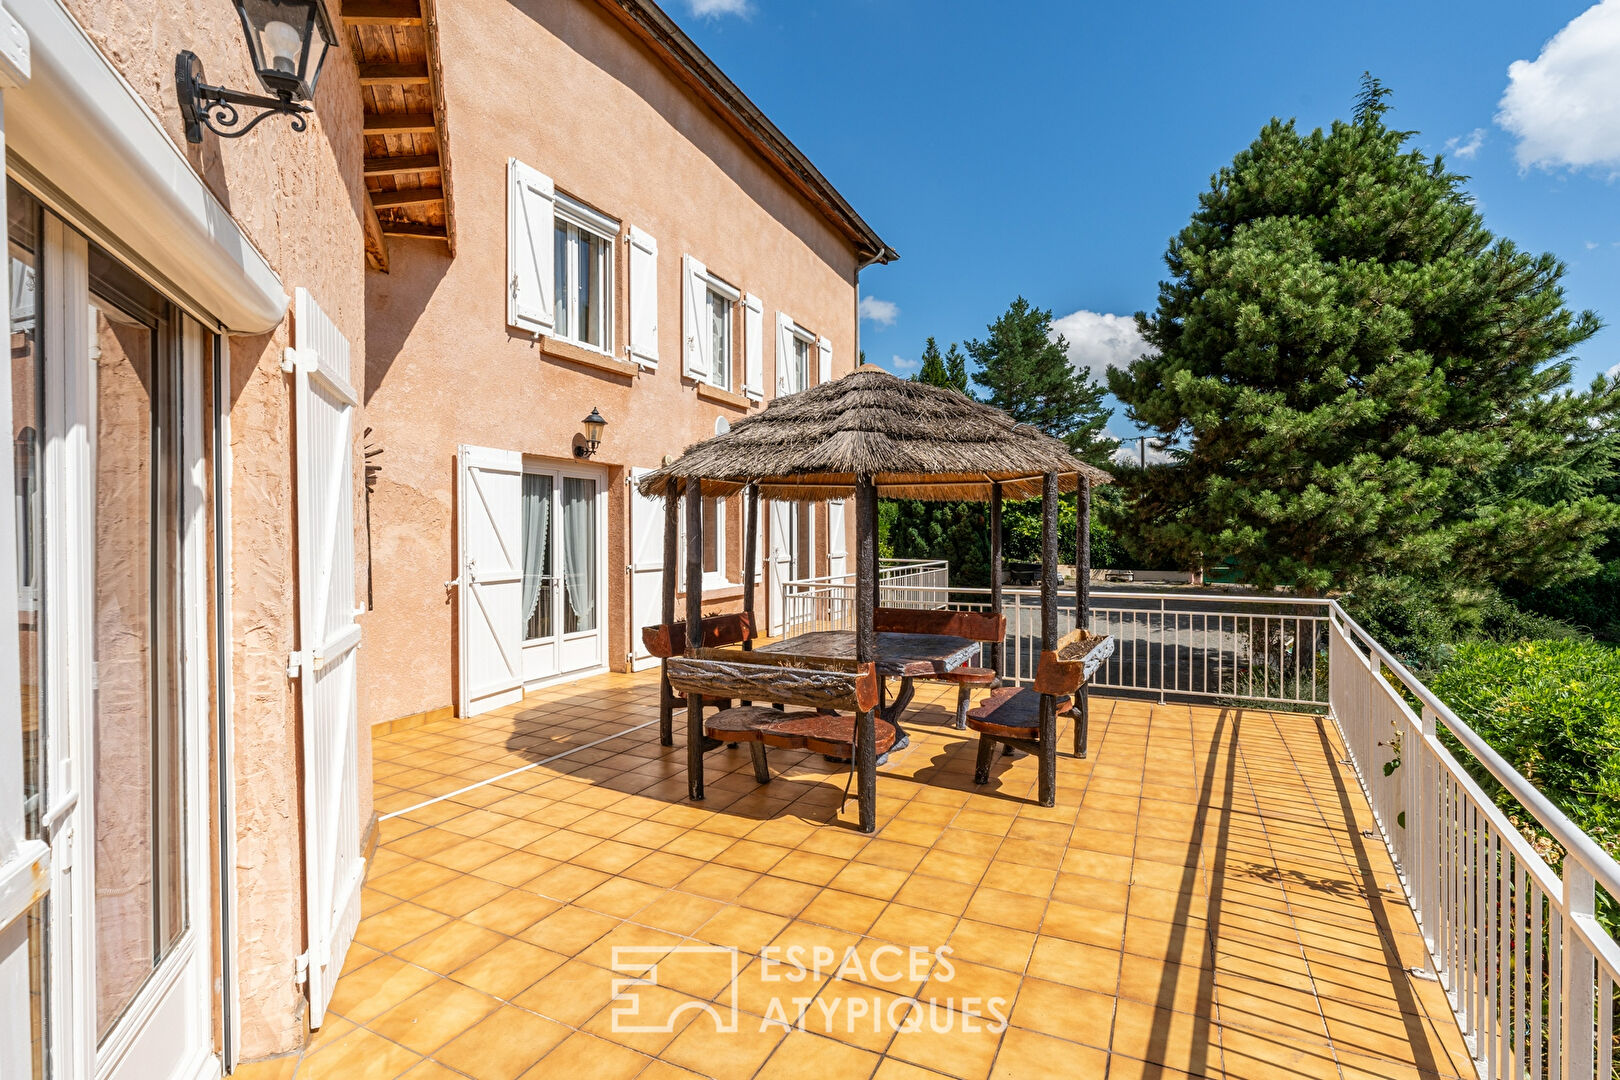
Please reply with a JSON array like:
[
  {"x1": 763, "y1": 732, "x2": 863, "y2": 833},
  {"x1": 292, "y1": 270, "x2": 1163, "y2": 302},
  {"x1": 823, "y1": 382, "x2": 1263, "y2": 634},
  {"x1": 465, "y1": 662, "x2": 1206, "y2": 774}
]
[{"x1": 244, "y1": 669, "x2": 1477, "y2": 1080}]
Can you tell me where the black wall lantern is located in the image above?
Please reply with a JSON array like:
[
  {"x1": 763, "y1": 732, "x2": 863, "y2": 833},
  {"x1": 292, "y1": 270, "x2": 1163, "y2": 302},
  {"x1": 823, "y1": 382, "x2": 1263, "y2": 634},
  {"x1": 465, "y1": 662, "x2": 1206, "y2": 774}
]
[
  {"x1": 576, "y1": 408, "x2": 607, "y2": 459},
  {"x1": 177, "y1": 0, "x2": 336, "y2": 142}
]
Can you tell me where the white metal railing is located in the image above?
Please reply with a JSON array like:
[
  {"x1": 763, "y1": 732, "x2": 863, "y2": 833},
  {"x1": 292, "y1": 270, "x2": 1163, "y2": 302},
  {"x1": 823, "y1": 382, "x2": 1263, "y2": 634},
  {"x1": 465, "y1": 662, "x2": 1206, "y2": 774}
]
[
  {"x1": 781, "y1": 559, "x2": 948, "y2": 635},
  {"x1": 779, "y1": 581, "x2": 1332, "y2": 706},
  {"x1": 1331, "y1": 606, "x2": 1620, "y2": 1080},
  {"x1": 777, "y1": 574, "x2": 1620, "y2": 1077}
]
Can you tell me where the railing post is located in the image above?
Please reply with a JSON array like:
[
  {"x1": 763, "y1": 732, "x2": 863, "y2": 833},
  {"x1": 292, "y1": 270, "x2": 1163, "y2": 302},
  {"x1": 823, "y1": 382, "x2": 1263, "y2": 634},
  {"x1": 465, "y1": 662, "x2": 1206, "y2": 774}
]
[
  {"x1": 1560, "y1": 861, "x2": 1595, "y2": 1080},
  {"x1": 1158, "y1": 596, "x2": 1166, "y2": 705},
  {"x1": 1417, "y1": 705, "x2": 1439, "y2": 955}
]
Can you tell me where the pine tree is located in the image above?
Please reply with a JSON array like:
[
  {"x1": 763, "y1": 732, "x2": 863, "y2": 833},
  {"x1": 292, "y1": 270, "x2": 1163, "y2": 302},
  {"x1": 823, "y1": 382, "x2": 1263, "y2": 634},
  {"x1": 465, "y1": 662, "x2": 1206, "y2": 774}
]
[
  {"x1": 1109, "y1": 76, "x2": 1620, "y2": 595},
  {"x1": 967, "y1": 297, "x2": 1114, "y2": 463},
  {"x1": 889, "y1": 337, "x2": 988, "y2": 581}
]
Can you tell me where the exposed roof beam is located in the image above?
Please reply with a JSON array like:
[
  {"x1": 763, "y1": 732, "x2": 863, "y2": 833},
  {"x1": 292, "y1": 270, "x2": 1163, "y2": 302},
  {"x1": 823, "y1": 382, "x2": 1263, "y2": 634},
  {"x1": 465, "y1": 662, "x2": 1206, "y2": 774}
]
[
  {"x1": 379, "y1": 221, "x2": 448, "y2": 239},
  {"x1": 363, "y1": 113, "x2": 437, "y2": 134},
  {"x1": 364, "y1": 154, "x2": 442, "y2": 177},
  {"x1": 369, "y1": 187, "x2": 444, "y2": 209},
  {"x1": 342, "y1": 0, "x2": 422, "y2": 26},
  {"x1": 357, "y1": 62, "x2": 430, "y2": 86}
]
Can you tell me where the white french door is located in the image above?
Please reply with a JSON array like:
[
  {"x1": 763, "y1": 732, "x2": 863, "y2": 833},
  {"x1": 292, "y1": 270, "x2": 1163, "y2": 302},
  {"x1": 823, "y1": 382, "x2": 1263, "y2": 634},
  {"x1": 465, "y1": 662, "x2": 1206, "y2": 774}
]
[
  {"x1": 767, "y1": 500, "x2": 815, "y2": 636},
  {"x1": 457, "y1": 446, "x2": 525, "y2": 718},
  {"x1": 519, "y1": 460, "x2": 607, "y2": 686},
  {"x1": 11, "y1": 183, "x2": 216, "y2": 1080}
]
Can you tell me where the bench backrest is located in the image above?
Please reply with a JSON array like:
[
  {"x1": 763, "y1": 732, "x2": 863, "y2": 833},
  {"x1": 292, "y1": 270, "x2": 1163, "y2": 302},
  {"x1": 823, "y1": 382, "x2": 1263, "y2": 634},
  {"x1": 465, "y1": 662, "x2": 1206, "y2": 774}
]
[
  {"x1": 641, "y1": 612, "x2": 755, "y2": 659},
  {"x1": 1032, "y1": 628, "x2": 1104, "y2": 696},
  {"x1": 874, "y1": 606, "x2": 1005, "y2": 643},
  {"x1": 665, "y1": 648, "x2": 879, "y2": 713}
]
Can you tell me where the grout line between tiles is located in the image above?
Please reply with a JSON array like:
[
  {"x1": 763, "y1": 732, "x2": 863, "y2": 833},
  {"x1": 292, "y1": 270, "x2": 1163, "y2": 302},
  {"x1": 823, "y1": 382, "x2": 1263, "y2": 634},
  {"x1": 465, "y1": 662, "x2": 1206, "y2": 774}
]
[{"x1": 380, "y1": 720, "x2": 661, "y2": 821}]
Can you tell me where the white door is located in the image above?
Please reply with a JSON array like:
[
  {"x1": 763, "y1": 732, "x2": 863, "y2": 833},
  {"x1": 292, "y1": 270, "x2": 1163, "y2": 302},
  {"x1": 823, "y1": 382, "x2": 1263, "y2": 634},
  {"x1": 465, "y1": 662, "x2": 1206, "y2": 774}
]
[
  {"x1": 290, "y1": 288, "x2": 365, "y2": 1029},
  {"x1": 16, "y1": 197, "x2": 217, "y2": 1080},
  {"x1": 458, "y1": 445, "x2": 525, "y2": 716},
  {"x1": 518, "y1": 460, "x2": 607, "y2": 687},
  {"x1": 628, "y1": 469, "x2": 665, "y2": 671},
  {"x1": 768, "y1": 499, "x2": 793, "y2": 636},
  {"x1": 827, "y1": 499, "x2": 848, "y2": 581}
]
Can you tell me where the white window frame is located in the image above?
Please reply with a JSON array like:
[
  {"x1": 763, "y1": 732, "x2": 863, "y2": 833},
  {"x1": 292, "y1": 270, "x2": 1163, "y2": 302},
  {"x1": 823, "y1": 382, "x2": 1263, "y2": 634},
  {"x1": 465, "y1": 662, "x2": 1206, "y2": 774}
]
[
  {"x1": 678, "y1": 494, "x2": 731, "y2": 592},
  {"x1": 789, "y1": 323, "x2": 815, "y2": 392},
  {"x1": 552, "y1": 192, "x2": 618, "y2": 356},
  {"x1": 701, "y1": 271, "x2": 739, "y2": 392}
]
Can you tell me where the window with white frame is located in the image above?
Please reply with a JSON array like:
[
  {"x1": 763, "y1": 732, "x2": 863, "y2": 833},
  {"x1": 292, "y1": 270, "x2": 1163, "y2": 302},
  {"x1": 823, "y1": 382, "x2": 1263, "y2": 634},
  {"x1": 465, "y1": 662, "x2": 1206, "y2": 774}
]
[
  {"x1": 790, "y1": 330, "x2": 813, "y2": 393},
  {"x1": 551, "y1": 193, "x2": 616, "y2": 353},
  {"x1": 705, "y1": 281, "x2": 736, "y2": 391},
  {"x1": 678, "y1": 494, "x2": 730, "y2": 589},
  {"x1": 684, "y1": 256, "x2": 741, "y2": 392}
]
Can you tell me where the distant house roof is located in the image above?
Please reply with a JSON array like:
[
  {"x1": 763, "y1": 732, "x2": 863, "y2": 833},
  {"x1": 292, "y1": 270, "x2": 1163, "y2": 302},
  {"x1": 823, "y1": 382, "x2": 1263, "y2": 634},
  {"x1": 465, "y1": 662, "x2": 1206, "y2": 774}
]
[{"x1": 592, "y1": 0, "x2": 897, "y2": 265}]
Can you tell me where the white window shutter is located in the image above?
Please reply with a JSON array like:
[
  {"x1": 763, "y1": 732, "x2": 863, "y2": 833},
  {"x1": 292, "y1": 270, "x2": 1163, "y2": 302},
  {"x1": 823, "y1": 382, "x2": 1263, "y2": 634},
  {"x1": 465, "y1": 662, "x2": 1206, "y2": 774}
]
[
  {"x1": 683, "y1": 254, "x2": 710, "y2": 380},
  {"x1": 817, "y1": 335, "x2": 833, "y2": 385},
  {"x1": 743, "y1": 293, "x2": 763, "y2": 400},
  {"x1": 776, "y1": 312, "x2": 795, "y2": 396},
  {"x1": 507, "y1": 158, "x2": 555, "y2": 335},
  {"x1": 628, "y1": 226, "x2": 658, "y2": 368}
]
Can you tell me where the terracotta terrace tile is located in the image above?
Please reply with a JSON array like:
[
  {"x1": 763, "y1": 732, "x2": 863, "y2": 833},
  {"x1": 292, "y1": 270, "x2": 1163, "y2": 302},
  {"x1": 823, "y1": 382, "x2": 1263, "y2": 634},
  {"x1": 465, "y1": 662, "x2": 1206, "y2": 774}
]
[{"x1": 251, "y1": 670, "x2": 1477, "y2": 1079}]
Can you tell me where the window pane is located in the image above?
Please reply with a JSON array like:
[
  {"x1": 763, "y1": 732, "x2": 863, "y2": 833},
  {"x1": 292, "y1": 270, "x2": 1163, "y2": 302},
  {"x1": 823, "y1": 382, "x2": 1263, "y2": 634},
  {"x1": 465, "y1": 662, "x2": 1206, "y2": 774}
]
[
  {"x1": 701, "y1": 497, "x2": 719, "y2": 576},
  {"x1": 28, "y1": 899, "x2": 48, "y2": 1080},
  {"x1": 553, "y1": 222, "x2": 570, "y2": 340},
  {"x1": 10, "y1": 180, "x2": 43, "y2": 840},
  {"x1": 708, "y1": 291, "x2": 732, "y2": 389},
  {"x1": 795, "y1": 337, "x2": 811, "y2": 393},
  {"x1": 577, "y1": 232, "x2": 607, "y2": 349},
  {"x1": 521, "y1": 473, "x2": 553, "y2": 641},
  {"x1": 90, "y1": 271, "x2": 183, "y2": 1041},
  {"x1": 561, "y1": 478, "x2": 596, "y2": 634}
]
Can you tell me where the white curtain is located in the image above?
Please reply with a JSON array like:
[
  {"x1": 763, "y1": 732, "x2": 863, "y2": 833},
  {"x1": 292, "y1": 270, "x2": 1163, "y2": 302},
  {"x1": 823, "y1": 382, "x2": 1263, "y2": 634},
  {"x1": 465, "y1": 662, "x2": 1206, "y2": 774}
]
[
  {"x1": 521, "y1": 474, "x2": 550, "y2": 634},
  {"x1": 562, "y1": 478, "x2": 596, "y2": 630}
]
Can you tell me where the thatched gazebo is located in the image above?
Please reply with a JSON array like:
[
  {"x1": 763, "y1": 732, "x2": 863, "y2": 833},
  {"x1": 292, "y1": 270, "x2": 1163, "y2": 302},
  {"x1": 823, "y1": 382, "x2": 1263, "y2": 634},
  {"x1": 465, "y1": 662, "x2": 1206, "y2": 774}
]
[{"x1": 640, "y1": 366, "x2": 1112, "y2": 831}]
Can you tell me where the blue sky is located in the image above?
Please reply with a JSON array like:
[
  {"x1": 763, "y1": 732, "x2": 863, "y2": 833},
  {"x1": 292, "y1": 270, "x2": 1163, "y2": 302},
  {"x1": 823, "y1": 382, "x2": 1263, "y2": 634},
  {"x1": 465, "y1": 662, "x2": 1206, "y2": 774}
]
[{"x1": 675, "y1": 0, "x2": 1620, "y2": 446}]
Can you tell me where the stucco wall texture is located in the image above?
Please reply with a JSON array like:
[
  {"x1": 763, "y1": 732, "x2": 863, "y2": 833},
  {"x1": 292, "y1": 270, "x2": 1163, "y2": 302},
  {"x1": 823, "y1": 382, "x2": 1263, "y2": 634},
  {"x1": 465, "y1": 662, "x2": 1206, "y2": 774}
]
[
  {"x1": 60, "y1": 0, "x2": 372, "y2": 1060},
  {"x1": 362, "y1": 0, "x2": 864, "y2": 725}
]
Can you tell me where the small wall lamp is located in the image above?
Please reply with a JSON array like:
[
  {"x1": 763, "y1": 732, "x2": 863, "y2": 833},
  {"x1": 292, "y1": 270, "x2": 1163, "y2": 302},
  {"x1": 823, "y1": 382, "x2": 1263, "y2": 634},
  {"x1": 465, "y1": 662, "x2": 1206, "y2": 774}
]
[
  {"x1": 177, "y1": 0, "x2": 337, "y2": 142},
  {"x1": 576, "y1": 407, "x2": 607, "y2": 458}
]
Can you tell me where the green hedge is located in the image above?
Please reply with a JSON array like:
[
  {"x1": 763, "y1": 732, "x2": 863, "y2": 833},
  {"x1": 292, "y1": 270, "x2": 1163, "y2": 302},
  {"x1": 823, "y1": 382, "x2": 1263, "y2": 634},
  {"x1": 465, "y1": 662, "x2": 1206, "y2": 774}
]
[{"x1": 1428, "y1": 639, "x2": 1620, "y2": 926}]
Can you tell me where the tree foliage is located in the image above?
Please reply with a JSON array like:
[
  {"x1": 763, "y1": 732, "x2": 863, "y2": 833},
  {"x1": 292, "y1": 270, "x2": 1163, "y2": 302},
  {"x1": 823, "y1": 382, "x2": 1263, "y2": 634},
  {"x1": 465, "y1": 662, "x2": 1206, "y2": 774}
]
[
  {"x1": 1109, "y1": 77, "x2": 1620, "y2": 595},
  {"x1": 968, "y1": 297, "x2": 1115, "y2": 466}
]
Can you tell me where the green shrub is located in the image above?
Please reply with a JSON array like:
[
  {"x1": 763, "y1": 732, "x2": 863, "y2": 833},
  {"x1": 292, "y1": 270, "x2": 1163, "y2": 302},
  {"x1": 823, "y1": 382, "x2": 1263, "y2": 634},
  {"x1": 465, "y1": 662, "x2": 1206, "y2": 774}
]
[{"x1": 1428, "y1": 639, "x2": 1620, "y2": 927}]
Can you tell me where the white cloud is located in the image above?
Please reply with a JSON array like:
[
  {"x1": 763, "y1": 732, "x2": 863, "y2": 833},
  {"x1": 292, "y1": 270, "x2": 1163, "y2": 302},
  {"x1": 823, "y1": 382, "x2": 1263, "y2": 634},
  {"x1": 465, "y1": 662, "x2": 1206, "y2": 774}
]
[
  {"x1": 688, "y1": 0, "x2": 750, "y2": 15},
  {"x1": 1496, "y1": 0, "x2": 1620, "y2": 171},
  {"x1": 859, "y1": 295, "x2": 899, "y2": 327},
  {"x1": 1444, "y1": 128, "x2": 1485, "y2": 160},
  {"x1": 1111, "y1": 433, "x2": 1173, "y2": 467},
  {"x1": 889, "y1": 354, "x2": 917, "y2": 372},
  {"x1": 1608, "y1": 361, "x2": 1620, "y2": 379},
  {"x1": 1050, "y1": 309, "x2": 1152, "y2": 377}
]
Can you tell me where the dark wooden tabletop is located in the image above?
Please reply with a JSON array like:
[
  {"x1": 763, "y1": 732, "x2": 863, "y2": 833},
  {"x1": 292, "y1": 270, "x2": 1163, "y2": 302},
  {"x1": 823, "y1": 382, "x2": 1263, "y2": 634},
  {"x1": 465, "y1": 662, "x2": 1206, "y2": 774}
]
[{"x1": 757, "y1": 630, "x2": 981, "y2": 677}]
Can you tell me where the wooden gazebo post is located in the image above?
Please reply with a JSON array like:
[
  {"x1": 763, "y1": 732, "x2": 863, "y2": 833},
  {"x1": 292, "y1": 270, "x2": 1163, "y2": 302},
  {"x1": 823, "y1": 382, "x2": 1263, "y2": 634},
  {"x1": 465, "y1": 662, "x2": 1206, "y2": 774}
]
[
  {"x1": 1075, "y1": 473, "x2": 1091, "y2": 757},
  {"x1": 743, "y1": 484, "x2": 759, "y2": 650},
  {"x1": 989, "y1": 481, "x2": 1004, "y2": 679},
  {"x1": 854, "y1": 473, "x2": 879, "y2": 832},
  {"x1": 659, "y1": 477, "x2": 679, "y2": 746},
  {"x1": 1037, "y1": 471, "x2": 1059, "y2": 807},
  {"x1": 685, "y1": 478, "x2": 705, "y2": 801}
]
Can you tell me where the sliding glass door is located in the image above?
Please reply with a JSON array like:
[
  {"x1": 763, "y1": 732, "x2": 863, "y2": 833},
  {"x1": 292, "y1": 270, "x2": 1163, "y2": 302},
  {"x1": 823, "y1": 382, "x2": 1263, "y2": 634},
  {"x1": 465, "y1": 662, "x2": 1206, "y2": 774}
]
[{"x1": 10, "y1": 178, "x2": 215, "y2": 1080}]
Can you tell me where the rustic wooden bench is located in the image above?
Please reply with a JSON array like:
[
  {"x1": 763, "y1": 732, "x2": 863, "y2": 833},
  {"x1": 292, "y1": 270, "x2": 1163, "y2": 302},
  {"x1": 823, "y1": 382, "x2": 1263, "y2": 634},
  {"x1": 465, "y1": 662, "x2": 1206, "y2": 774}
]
[
  {"x1": 966, "y1": 628, "x2": 1112, "y2": 807},
  {"x1": 664, "y1": 649, "x2": 887, "y2": 814},
  {"x1": 874, "y1": 607, "x2": 1005, "y2": 729},
  {"x1": 641, "y1": 612, "x2": 755, "y2": 747}
]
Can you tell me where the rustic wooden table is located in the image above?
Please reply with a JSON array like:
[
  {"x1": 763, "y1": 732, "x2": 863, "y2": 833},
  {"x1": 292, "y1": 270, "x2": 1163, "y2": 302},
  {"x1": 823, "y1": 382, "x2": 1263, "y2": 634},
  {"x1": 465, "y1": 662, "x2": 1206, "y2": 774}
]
[{"x1": 755, "y1": 630, "x2": 981, "y2": 750}]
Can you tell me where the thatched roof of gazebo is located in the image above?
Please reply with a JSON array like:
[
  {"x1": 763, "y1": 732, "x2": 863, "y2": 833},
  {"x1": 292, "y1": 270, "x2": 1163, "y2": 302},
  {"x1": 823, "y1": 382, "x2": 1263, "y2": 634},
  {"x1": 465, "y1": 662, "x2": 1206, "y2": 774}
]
[{"x1": 638, "y1": 366, "x2": 1113, "y2": 502}]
